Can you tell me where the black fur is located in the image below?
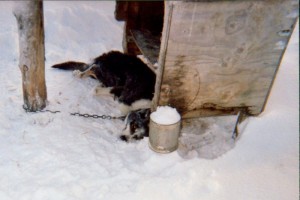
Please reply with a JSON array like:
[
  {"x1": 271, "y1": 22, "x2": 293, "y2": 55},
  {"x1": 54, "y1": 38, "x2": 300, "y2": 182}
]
[
  {"x1": 51, "y1": 51, "x2": 156, "y2": 106},
  {"x1": 52, "y1": 61, "x2": 88, "y2": 71}
]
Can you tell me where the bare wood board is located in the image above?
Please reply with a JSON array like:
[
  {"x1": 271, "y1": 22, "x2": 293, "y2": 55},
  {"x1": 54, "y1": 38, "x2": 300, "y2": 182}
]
[
  {"x1": 156, "y1": 0, "x2": 299, "y2": 118},
  {"x1": 130, "y1": 29, "x2": 161, "y2": 66}
]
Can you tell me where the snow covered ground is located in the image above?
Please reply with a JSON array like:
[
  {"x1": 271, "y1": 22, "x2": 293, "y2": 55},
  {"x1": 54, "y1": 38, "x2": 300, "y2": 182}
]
[{"x1": 0, "y1": 1, "x2": 298, "y2": 200}]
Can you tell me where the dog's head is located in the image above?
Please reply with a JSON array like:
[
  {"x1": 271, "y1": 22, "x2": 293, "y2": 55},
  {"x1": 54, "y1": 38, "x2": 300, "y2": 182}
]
[{"x1": 120, "y1": 108, "x2": 151, "y2": 142}]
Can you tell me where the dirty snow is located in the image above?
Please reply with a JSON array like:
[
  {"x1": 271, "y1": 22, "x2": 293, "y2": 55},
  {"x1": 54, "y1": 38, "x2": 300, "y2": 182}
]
[{"x1": 0, "y1": 1, "x2": 298, "y2": 200}]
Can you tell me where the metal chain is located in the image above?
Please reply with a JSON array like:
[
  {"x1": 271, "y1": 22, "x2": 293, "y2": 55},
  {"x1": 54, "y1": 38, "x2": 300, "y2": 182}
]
[
  {"x1": 70, "y1": 112, "x2": 126, "y2": 120},
  {"x1": 23, "y1": 106, "x2": 61, "y2": 114},
  {"x1": 41, "y1": 110, "x2": 61, "y2": 114},
  {"x1": 22, "y1": 106, "x2": 125, "y2": 120}
]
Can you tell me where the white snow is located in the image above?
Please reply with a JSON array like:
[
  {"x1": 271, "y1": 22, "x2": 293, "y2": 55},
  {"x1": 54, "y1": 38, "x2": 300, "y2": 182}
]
[
  {"x1": 178, "y1": 115, "x2": 238, "y2": 159},
  {"x1": 275, "y1": 40, "x2": 286, "y2": 50},
  {"x1": 0, "y1": 1, "x2": 298, "y2": 200},
  {"x1": 150, "y1": 106, "x2": 181, "y2": 125}
]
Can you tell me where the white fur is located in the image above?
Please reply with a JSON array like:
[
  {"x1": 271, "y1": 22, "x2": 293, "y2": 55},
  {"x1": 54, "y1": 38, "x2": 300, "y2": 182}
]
[
  {"x1": 121, "y1": 128, "x2": 145, "y2": 142},
  {"x1": 93, "y1": 85, "x2": 114, "y2": 97},
  {"x1": 72, "y1": 64, "x2": 97, "y2": 79},
  {"x1": 93, "y1": 87, "x2": 152, "y2": 115},
  {"x1": 72, "y1": 70, "x2": 82, "y2": 78},
  {"x1": 119, "y1": 99, "x2": 152, "y2": 115}
]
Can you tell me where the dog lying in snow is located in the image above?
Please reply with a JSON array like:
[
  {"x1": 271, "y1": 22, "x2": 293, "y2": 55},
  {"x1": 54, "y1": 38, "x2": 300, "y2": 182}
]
[
  {"x1": 51, "y1": 51, "x2": 155, "y2": 141},
  {"x1": 52, "y1": 51, "x2": 156, "y2": 106}
]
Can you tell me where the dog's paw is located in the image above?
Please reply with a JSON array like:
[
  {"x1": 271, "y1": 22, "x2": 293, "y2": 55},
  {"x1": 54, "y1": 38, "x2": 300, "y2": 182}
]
[
  {"x1": 93, "y1": 85, "x2": 114, "y2": 97},
  {"x1": 72, "y1": 70, "x2": 82, "y2": 78},
  {"x1": 93, "y1": 85, "x2": 103, "y2": 95}
]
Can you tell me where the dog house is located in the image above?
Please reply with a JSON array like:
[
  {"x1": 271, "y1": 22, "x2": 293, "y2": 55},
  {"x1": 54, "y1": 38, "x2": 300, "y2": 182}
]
[{"x1": 115, "y1": 0, "x2": 299, "y2": 119}]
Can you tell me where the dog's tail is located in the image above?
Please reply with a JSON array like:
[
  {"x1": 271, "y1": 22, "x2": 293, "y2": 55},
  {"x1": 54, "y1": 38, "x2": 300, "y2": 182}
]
[{"x1": 51, "y1": 61, "x2": 89, "y2": 72}]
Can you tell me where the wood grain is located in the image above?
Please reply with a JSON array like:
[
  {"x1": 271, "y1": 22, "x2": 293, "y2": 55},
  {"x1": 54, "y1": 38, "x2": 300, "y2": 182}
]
[
  {"x1": 155, "y1": 0, "x2": 299, "y2": 118},
  {"x1": 14, "y1": 0, "x2": 47, "y2": 111}
]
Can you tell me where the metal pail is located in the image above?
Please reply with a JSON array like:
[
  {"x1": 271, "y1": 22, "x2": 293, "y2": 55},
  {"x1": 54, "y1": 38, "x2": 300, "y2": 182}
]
[{"x1": 149, "y1": 118, "x2": 181, "y2": 153}]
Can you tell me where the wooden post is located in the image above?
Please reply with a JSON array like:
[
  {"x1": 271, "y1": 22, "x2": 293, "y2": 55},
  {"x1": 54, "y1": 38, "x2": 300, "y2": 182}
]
[{"x1": 14, "y1": 0, "x2": 47, "y2": 112}]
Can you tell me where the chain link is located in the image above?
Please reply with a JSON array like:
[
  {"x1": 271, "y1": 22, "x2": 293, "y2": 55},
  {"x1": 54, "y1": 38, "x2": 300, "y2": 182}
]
[
  {"x1": 23, "y1": 106, "x2": 61, "y2": 114},
  {"x1": 70, "y1": 112, "x2": 125, "y2": 120},
  {"x1": 41, "y1": 110, "x2": 61, "y2": 114},
  {"x1": 22, "y1": 105, "x2": 125, "y2": 120}
]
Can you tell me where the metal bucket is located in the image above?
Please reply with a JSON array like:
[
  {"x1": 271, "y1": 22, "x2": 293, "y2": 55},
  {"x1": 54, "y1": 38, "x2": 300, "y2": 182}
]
[{"x1": 149, "y1": 118, "x2": 181, "y2": 153}]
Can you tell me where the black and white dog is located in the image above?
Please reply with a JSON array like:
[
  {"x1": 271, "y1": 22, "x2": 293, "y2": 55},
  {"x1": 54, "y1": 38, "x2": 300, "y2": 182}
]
[
  {"x1": 52, "y1": 51, "x2": 156, "y2": 106},
  {"x1": 51, "y1": 51, "x2": 155, "y2": 141}
]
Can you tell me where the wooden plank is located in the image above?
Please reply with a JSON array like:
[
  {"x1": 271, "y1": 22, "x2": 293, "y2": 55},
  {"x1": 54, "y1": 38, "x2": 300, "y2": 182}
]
[
  {"x1": 130, "y1": 29, "x2": 161, "y2": 67},
  {"x1": 114, "y1": 1, "x2": 128, "y2": 21},
  {"x1": 156, "y1": 0, "x2": 299, "y2": 118}
]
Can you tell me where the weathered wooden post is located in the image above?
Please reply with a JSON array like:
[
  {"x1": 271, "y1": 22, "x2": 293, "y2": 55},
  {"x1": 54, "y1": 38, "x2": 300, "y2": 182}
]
[{"x1": 13, "y1": 0, "x2": 47, "y2": 112}]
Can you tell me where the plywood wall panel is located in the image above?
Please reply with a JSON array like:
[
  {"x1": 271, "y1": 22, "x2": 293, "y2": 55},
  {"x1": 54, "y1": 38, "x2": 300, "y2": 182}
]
[{"x1": 156, "y1": 0, "x2": 299, "y2": 118}]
